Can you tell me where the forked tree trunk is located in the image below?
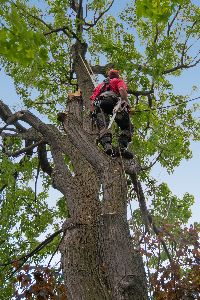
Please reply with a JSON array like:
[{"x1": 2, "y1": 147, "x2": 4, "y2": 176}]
[{"x1": 58, "y1": 42, "x2": 148, "y2": 300}]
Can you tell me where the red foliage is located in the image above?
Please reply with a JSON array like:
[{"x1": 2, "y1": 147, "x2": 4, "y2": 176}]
[
  {"x1": 139, "y1": 222, "x2": 200, "y2": 299},
  {"x1": 14, "y1": 267, "x2": 68, "y2": 299}
]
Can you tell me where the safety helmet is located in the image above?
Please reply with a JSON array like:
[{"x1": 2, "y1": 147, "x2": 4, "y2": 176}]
[{"x1": 108, "y1": 69, "x2": 120, "y2": 79}]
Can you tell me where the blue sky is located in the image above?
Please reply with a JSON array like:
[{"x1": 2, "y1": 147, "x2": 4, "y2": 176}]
[{"x1": 0, "y1": 0, "x2": 199, "y2": 223}]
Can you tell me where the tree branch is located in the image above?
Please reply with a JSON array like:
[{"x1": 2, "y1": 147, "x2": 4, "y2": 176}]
[
  {"x1": 153, "y1": 24, "x2": 159, "y2": 44},
  {"x1": 125, "y1": 167, "x2": 173, "y2": 263},
  {"x1": 84, "y1": 0, "x2": 114, "y2": 30},
  {"x1": 141, "y1": 150, "x2": 163, "y2": 171},
  {"x1": 58, "y1": 111, "x2": 110, "y2": 175},
  {"x1": 181, "y1": 20, "x2": 198, "y2": 64},
  {"x1": 91, "y1": 63, "x2": 115, "y2": 76},
  {"x1": 44, "y1": 25, "x2": 82, "y2": 42},
  {"x1": 2, "y1": 140, "x2": 43, "y2": 157},
  {"x1": 163, "y1": 59, "x2": 200, "y2": 74},
  {"x1": 70, "y1": 0, "x2": 79, "y2": 13},
  {"x1": 1, "y1": 229, "x2": 63, "y2": 277},
  {"x1": 0, "y1": 100, "x2": 26, "y2": 133},
  {"x1": 167, "y1": 5, "x2": 182, "y2": 36},
  {"x1": 11, "y1": 1, "x2": 52, "y2": 30}
]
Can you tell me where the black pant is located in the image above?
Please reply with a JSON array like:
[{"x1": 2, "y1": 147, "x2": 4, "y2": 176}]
[{"x1": 95, "y1": 97, "x2": 133, "y2": 147}]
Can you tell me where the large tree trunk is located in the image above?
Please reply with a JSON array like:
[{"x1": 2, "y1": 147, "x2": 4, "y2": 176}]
[{"x1": 57, "y1": 42, "x2": 148, "y2": 299}]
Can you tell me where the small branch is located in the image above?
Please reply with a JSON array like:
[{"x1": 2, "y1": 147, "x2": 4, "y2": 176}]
[
  {"x1": 181, "y1": 20, "x2": 198, "y2": 63},
  {"x1": 189, "y1": 52, "x2": 200, "y2": 65},
  {"x1": 84, "y1": 0, "x2": 114, "y2": 30},
  {"x1": 151, "y1": 222, "x2": 173, "y2": 264},
  {"x1": 128, "y1": 89, "x2": 154, "y2": 97},
  {"x1": 0, "y1": 100, "x2": 26, "y2": 133},
  {"x1": 162, "y1": 60, "x2": 200, "y2": 75},
  {"x1": 47, "y1": 235, "x2": 64, "y2": 268},
  {"x1": 185, "y1": 36, "x2": 200, "y2": 54},
  {"x1": 153, "y1": 24, "x2": 159, "y2": 44},
  {"x1": 11, "y1": 1, "x2": 52, "y2": 30},
  {"x1": 3, "y1": 230, "x2": 63, "y2": 277},
  {"x1": 44, "y1": 25, "x2": 82, "y2": 42},
  {"x1": 77, "y1": 0, "x2": 83, "y2": 20},
  {"x1": 141, "y1": 150, "x2": 163, "y2": 170},
  {"x1": 34, "y1": 161, "x2": 40, "y2": 202},
  {"x1": 0, "y1": 127, "x2": 17, "y2": 133},
  {"x1": 167, "y1": 5, "x2": 181, "y2": 36},
  {"x1": 125, "y1": 167, "x2": 173, "y2": 264},
  {"x1": 3, "y1": 141, "x2": 43, "y2": 157}
]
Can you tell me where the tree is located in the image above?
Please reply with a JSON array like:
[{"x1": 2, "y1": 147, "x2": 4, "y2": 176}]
[{"x1": 0, "y1": 0, "x2": 200, "y2": 299}]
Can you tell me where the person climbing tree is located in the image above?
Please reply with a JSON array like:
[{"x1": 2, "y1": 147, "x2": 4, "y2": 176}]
[{"x1": 90, "y1": 69, "x2": 134, "y2": 159}]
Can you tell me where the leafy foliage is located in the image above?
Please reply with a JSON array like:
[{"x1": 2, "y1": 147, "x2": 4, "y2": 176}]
[{"x1": 135, "y1": 0, "x2": 185, "y2": 23}]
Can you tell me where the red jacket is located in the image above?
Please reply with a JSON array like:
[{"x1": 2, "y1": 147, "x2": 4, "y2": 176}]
[{"x1": 90, "y1": 78, "x2": 127, "y2": 102}]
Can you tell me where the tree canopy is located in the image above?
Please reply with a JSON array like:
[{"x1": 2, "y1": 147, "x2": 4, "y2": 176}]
[{"x1": 0, "y1": 0, "x2": 200, "y2": 299}]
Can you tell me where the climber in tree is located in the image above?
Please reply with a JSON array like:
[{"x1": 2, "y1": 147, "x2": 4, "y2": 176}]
[{"x1": 90, "y1": 69, "x2": 133, "y2": 159}]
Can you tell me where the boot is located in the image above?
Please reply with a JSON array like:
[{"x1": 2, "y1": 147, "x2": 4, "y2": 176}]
[
  {"x1": 117, "y1": 135, "x2": 133, "y2": 159},
  {"x1": 112, "y1": 146, "x2": 133, "y2": 159},
  {"x1": 99, "y1": 132, "x2": 113, "y2": 156},
  {"x1": 120, "y1": 147, "x2": 133, "y2": 159},
  {"x1": 104, "y1": 143, "x2": 113, "y2": 156}
]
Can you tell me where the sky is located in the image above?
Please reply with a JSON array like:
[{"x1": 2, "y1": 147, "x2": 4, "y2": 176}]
[{"x1": 0, "y1": 0, "x2": 199, "y2": 224}]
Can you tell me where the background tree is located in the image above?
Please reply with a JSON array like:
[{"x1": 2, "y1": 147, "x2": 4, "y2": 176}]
[{"x1": 0, "y1": 0, "x2": 200, "y2": 299}]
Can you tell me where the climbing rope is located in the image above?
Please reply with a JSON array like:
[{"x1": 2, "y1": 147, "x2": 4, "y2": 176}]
[{"x1": 78, "y1": 53, "x2": 97, "y2": 87}]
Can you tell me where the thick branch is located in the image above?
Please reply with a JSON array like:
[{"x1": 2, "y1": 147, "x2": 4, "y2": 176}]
[
  {"x1": 59, "y1": 112, "x2": 110, "y2": 174},
  {"x1": 0, "y1": 100, "x2": 26, "y2": 132},
  {"x1": 91, "y1": 63, "x2": 115, "y2": 76}
]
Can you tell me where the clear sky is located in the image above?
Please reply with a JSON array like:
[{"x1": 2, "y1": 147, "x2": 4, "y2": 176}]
[{"x1": 0, "y1": 0, "x2": 199, "y2": 224}]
